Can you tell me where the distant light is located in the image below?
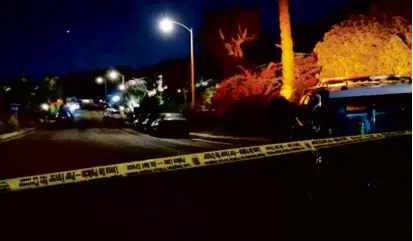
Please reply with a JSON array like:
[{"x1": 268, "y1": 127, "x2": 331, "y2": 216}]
[
  {"x1": 160, "y1": 18, "x2": 174, "y2": 33},
  {"x1": 96, "y1": 76, "x2": 104, "y2": 84},
  {"x1": 118, "y1": 84, "x2": 125, "y2": 91},
  {"x1": 177, "y1": 89, "x2": 181, "y2": 93},
  {"x1": 66, "y1": 30, "x2": 70, "y2": 34},
  {"x1": 41, "y1": 103, "x2": 49, "y2": 111},
  {"x1": 112, "y1": 95, "x2": 120, "y2": 102},
  {"x1": 81, "y1": 99, "x2": 91, "y2": 103}
]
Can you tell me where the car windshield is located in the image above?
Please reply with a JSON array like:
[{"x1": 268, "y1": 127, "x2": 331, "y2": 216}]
[{"x1": 0, "y1": 0, "x2": 411, "y2": 240}]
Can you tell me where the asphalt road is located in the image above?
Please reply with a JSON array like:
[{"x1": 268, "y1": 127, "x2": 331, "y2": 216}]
[{"x1": 0, "y1": 125, "x2": 239, "y2": 180}]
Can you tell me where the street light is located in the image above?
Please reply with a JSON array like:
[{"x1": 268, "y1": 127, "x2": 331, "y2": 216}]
[
  {"x1": 96, "y1": 76, "x2": 104, "y2": 84},
  {"x1": 159, "y1": 18, "x2": 195, "y2": 109},
  {"x1": 118, "y1": 84, "x2": 125, "y2": 91},
  {"x1": 95, "y1": 76, "x2": 107, "y2": 97},
  {"x1": 107, "y1": 70, "x2": 125, "y2": 86}
]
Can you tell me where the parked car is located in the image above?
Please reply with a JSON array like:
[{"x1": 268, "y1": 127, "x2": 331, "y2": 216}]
[
  {"x1": 103, "y1": 108, "x2": 122, "y2": 120},
  {"x1": 149, "y1": 112, "x2": 190, "y2": 138},
  {"x1": 55, "y1": 107, "x2": 74, "y2": 126},
  {"x1": 38, "y1": 113, "x2": 56, "y2": 125},
  {"x1": 141, "y1": 113, "x2": 160, "y2": 133},
  {"x1": 133, "y1": 113, "x2": 148, "y2": 131}
]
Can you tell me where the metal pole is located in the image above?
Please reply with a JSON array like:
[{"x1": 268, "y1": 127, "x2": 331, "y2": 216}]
[
  {"x1": 190, "y1": 28, "x2": 195, "y2": 109},
  {"x1": 104, "y1": 79, "x2": 107, "y2": 98}
]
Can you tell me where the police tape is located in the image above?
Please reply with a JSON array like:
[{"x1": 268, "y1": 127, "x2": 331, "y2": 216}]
[{"x1": 0, "y1": 130, "x2": 410, "y2": 193}]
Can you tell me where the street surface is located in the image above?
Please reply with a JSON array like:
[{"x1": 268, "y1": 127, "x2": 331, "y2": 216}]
[
  {"x1": 0, "y1": 125, "x2": 240, "y2": 180},
  {"x1": 1, "y1": 135, "x2": 410, "y2": 241}
]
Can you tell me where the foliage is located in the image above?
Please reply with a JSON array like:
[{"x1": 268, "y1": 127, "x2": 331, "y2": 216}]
[
  {"x1": 201, "y1": 84, "x2": 219, "y2": 109},
  {"x1": 123, "y1": 79, "x2": 147, "y2": 110},
  {"x1": 314, "y1": 15, "x2": 412, "y2": 78},
  {"x1": 127, "y1": 76, "x2": 169, "y2": 113},
  {"x1": 213, "y1": 53, "x2": 321, "y2": 115},
  {"x1": 199, "y1": 8, "x2": 261, "y2": 78},
  {"x1": 34, "y1": 75, "x2": 63, "y2": 104},
  {"x1": 219, "y1": 24, "x2": 255, "y2": 59},
  {"x1": 7, "y1": 115, "x2": 19, "y2": 131},
  {"x1": 214, "y1": 63, "x2": 283, "y2": 115},
  {"x1": 291, "y1": 53, "x2": 321, "y2": 103},
  {"x1": 3, "y1": 74, "x2": 35, "y2": 104}
]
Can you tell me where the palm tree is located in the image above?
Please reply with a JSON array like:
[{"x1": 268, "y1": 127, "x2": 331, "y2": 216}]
[{"x1": 278, "y1": 0, "x2": 294, "y2": 100}]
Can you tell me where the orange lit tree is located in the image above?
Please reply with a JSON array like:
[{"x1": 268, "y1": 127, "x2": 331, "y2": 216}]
[
  {"x1": 291, "y1": 53, "x2": 321, "y2": 103},
  {"x1": 213, "y1": 53, "x2": 320, "y2": 115},
  {"x1": 314, "y1": 15, "x2": 412, "y2": 78},
  {"x1": 199, "y1": 8, "x2": 261, "y2": 78},
  {"x1": 278, "y1": 0, "x2": 294, "y2": 100},
  {"x1": 213, "y1": 63, "x2": 282, "y2": 115},
  {"x1": 219, "y1": 24, "x2": 256, "y2": 59}
]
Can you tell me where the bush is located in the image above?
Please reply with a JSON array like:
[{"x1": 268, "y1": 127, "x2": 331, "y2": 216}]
[
  {"x1": 6, "y1": 115, "x2": 19, "y2": 132},
  {"x1": 214, "y1": 63, "x2": 282, "y2": 115},
  {"x1": 314, "y1": 15, "x2": 412, "y2": 78}
]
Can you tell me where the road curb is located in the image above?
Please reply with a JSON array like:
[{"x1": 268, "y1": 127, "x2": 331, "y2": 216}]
[
  {"x1": 0, "y1": 128, "x2": 35, "y2": 141},
  {"x1": 189, "y1": 132, "x2": 272, "y2": 144},
  {"x1": 119, "y1": 128, "x2": 140, "y2": 135}
]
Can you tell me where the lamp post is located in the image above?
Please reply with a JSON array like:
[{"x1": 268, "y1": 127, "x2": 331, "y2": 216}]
[
  {"x1": 108, "y1": 70, "x2": 125, "y2": 87},
  {"x1": 159, "y1": 18, "x2": 195, "y2": 109}
]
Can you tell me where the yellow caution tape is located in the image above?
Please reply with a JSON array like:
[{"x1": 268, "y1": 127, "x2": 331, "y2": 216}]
[{"x1": 0, "y1": 130, "x2": 410, "y2": 193}]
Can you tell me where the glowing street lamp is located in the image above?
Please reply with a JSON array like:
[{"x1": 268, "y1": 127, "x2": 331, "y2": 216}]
[
  {"x1": 159, "y1": 18, "x2": 195, "y2": 108},
  {"x1": 118, "y1": 84, "x2": 125, "y2": 91},
  {"x1": 96, "y1": 76, "x2": 104, "y2": 84},
  {"x1": 159, "y1": 19, "x2": 174, "y2": 33},
  {"x1": 107, "y1": 70, "x2": 125, "y2": 86}
]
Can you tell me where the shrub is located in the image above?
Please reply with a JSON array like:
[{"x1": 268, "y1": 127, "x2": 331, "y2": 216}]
[{"x1": 7, "y1": 115, "x2": 19, "y2": 132}]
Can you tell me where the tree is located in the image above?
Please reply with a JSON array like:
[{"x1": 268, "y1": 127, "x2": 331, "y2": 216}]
[
  {"x1": 37, "y1": 75, "x2": 62, "y2": 103},
  {"x1": 212, "y1": 52, "x2": 321, "y2": 115},
  {"x1": 214, "y1": 63, "x2": 283, "y2": 115},
  {"x1": 291, "y1": 53, "x2": 321, "y2": 103},
  {"x1": 200, "y1": 84, "x2": 219, "y2": 110},
  {"x1": 199, "y1": 7, "x2": 261, "y2": 78},
  {"x1": 219, "y1": 24, "x2": 256, "y2": 59},
  {"x1": 314, "y1": 14, "x2": 412, "y2": 78},
  {"x1": 278, "y1": 0, "x2": 294, "y2": 100},
  {"x1": 123, "y1": 79, "x2": 148, "y2": 111},
  {"x1": 130, "y1": 75, "x2": 169, "y2": 113},
  {"x1": 4, "y1": 74, "x2": 34, "y2": 105}
]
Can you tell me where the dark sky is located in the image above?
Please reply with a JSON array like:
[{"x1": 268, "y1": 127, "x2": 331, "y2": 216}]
[{"x1": 0, "y1": 0, "x2": 349, "y2": 79}]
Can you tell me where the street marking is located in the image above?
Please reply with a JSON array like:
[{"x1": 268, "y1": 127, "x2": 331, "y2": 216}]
[{"x1": 192, "y1": 138, "x2": 233, "y2": 145}]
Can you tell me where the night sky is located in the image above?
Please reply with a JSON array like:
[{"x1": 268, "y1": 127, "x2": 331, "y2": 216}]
[{"x1": 0, "y1": 0, "x2": 349, "y2": 79}]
